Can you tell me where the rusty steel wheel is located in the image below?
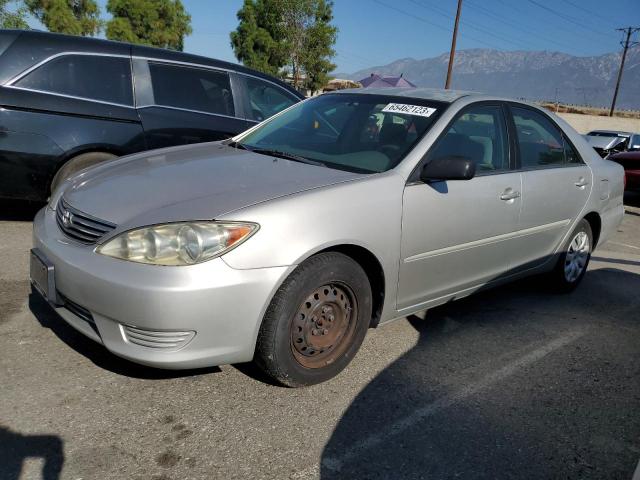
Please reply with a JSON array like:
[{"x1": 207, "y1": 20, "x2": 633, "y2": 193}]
[
  {"x1": 254, "y1": 252, "x2": 373, "y2": 387},
  {"x1": 290, "y1": 283, "x2": 357, "y2": 368}
]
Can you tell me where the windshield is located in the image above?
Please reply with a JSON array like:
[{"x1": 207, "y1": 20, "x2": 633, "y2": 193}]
[{"x1": 236, "y1": 93, "x2": 445, "y2": 173}]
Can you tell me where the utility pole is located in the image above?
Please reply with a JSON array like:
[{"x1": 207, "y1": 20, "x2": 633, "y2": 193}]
[
  {"x1": 609, "y1": 26, "x2": 639, "y2": 117},
  {"x1": 445, "y1": 0, "x2": 463, "y2": 89}
]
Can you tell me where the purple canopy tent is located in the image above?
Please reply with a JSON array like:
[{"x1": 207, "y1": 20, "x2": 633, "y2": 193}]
[{"x1": 358, "y1": 73, "x2": 416, "y2": 88}]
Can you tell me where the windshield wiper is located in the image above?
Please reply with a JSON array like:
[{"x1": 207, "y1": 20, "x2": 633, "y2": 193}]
[{"x1": 249, "y1": 148, "x2": 327, "y2": 167}]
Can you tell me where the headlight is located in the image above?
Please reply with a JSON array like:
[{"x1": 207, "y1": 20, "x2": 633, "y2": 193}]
[{"x1": 96, "y1": 222, "x2": 258, "y2": 266}]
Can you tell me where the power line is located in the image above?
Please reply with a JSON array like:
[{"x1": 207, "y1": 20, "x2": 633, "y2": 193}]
[
  {"x1": 372, "y1": 0, "x2": 503, "y2": 50},
  {"x1": 409, "y1": 0, "x2": 533, "y2": 50},
  {"x1": 557, "y1": 0, "x2": 619, "y2": 29},
  {"x1": 610, "y1": 26, "x2": 640, "y2": 116},
  {"x1": 463, "y1": 0, "x2": 585, "y2": 53},
  {"x1": 526, "y1": 0, "x2": 612, "y2": 39}
]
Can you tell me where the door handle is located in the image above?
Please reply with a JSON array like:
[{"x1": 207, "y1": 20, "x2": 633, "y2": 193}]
[
  {"x1": 500, "y1": 190, "x2": 521, "y2": 201},
  {"x1": 575, "y1": 178, "x2": 589, "y2": 188}
]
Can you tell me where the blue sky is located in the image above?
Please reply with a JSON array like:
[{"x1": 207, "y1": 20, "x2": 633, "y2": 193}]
[{"x1": 22, "y1": 0, "x2": 640, "y2": 73}]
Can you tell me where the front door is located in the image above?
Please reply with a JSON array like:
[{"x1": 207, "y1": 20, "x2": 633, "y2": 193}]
[{"x1": 397, "y1": 103, "x2": 522, "y2": 310}]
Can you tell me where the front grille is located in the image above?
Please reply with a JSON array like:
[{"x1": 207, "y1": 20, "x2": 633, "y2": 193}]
[
  {"x1": 122, "y1": 325, "x2": 195, "y2": 350},
  {"x1": 56, "y1": 198, "x2": 116, "y2": 244}
]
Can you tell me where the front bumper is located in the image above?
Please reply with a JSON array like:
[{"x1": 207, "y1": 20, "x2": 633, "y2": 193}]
[{"x1": 32, "y1": 207, "x2": 293, "y2": 369}]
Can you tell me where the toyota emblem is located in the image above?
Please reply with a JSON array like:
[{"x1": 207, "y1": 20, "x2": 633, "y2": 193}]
[{"x1": 62, "y1": 210, "x2": 73, "y2": 227}]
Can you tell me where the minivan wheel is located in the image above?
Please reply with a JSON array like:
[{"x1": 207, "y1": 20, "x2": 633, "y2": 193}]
[
  {"x1": 254, "y1": 252, "x2": 372, "y2": 387},
  {"x1": 551, "y1": 219, "x2": 593, "y2": 292},
  {"x1": 50, "y1": 152, "x2": 117, "y2": 195}
]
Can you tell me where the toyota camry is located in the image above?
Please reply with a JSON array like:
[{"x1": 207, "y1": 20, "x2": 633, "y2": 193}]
[{"x1": 31, "y1": 88, "x2": 625, "y2": 386}]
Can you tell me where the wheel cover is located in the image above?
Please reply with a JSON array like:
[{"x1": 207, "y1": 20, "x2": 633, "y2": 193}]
[
  {"x1": 290, "y1": 283, "x2": 357, "y2": 369},
  {"x1": 564, "y1": 231, "x2": 590, "y2": 283}
]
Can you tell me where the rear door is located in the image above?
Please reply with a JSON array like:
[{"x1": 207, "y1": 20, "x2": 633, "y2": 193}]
[
  {"x1": 133, "y1": 59, "x2": 248, "y2": 149},
  {"x1": 507, "y1": 104, "x2": 592, "y2": 271},
  {"x1": 0, "y1": 52, "x2": 144, "y2": 201},
  {"x1": 397, "y1": 103, "x2": 522, "y2": 309}
]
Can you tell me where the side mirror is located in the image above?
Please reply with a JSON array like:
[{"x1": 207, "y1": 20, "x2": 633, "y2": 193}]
[{"x1": 420, "y1": 156, "x2": 476, "y2": 182}]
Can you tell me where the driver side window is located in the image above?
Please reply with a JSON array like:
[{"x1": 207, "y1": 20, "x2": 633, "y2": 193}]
[{"x1": 428, "y1": 104, "x2": 510, "y2": 173}]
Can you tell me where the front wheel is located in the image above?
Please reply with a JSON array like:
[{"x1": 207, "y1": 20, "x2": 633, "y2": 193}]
[
  {"x1": 550, "y1": 219, "x2": 593, "y2": 292},
  {"x1": 254, "y1": 252, "x2": 372, "y2": 387}
]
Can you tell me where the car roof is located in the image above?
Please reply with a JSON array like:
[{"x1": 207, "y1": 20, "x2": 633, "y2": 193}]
[
  {"x1": 333, "y1": 86, "x2": 477, "y2": 103},
  {"x1": 0, "y1": 29, "x2": 303, "y2": 98}
]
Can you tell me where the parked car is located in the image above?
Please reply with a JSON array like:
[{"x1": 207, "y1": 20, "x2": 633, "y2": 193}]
[
  {"x1": 608, "y1": 150, "x2": 640, "y2": 191},
  {"x1": 584, "y1": 130, "x2": 639, "y2": 157},
  {"x1": 31, "y1": 88, "x2": 624, "y2": 386},
  {"x1": 0, "y1": 29, "x2": 303, "y2": 202}
]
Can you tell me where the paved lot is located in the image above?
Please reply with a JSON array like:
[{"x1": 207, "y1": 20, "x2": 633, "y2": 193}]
[{"x1": 1, "y1": 196, "x2": 639, "y2": 480}]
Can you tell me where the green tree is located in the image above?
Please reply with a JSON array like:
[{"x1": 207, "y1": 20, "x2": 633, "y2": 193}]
[
  {"x1": 230, "y1": 0, "x2": 337, "y2": 91},
  {"x1": 230, "y1": 0, "x2": 287, "y2": 78},
  {"x1": 105, "y1": 0, "x2": 192, "y2": 51},
  {"x1": 25, "y1": 0, "x2": 101, "y2": 36},
  {"x1": 0, "y1": 0, "x2": 29, "y2": 28}
]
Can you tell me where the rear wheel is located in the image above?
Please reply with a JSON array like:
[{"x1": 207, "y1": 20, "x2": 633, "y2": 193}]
[
  {"x1": 550, "y1": 219, "x2": 592, "y2": 292},
  {"x1": 50, "y1": 152, "x2": 117, "y2": 195},
  {"x1": 254, "y1": 252, "x2": 372, "y2": 387}
]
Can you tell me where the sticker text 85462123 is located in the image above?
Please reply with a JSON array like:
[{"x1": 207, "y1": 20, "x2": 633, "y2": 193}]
[{"x1": 381, "y1": 103, "x2": 437, "y2": 118}]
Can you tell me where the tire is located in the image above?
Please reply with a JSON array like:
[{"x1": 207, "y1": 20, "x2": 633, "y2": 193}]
[
  {"x1": 550, "y1": 219, "x2": 593, "y2": 293},
  {"x1": 254, "y1": 252, "x2": 373, "y2": 387},
  {"x1": 50, "y1": 152, "x2": 117, "y2": 195}
]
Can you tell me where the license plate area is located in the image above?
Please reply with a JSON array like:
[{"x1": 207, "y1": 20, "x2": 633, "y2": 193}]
[{"x1": 30, "y1": 248, "x2": 59, "y2": 305}]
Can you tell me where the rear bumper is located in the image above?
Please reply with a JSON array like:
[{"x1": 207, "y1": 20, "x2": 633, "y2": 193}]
[
  {"x1": 32, "y1": 207, "x2": 294, "y2": 369},
  {"x1": 599, "y1": 201, "x2": 625, "y2": 248}
]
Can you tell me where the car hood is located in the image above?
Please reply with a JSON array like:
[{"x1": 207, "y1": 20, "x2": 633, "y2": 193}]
[{"x1": 62, "y1": 143, "x2": 362, "y2": 227}]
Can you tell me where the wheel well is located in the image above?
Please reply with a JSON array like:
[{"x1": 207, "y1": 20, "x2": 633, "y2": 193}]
[
  {"x1": 584, "y1": 212, "x2": 602, "y2": 248},
  {"x1": 316, "y1": 245, "x2": 385, "y2": 328},
  {"x1": 49, "y1": 149, "x2": 120, "y2": 194}
]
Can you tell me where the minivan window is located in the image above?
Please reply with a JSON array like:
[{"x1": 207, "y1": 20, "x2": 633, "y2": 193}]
[
  {"x1": 15, "y1": 54, "x2": 133, "y2": 105},
  {"x1": 149, "y1": 62, "x2": 234, "y2": 117},
  {"x1": 245, "y1": 76, "x2": 297, "y2": 121}
]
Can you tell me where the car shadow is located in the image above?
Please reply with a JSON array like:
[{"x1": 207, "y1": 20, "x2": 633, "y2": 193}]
[
  {"x1": 28, "y1": 289, "x2": 221, "y2": 380},
  {"x1": 0, "y1": 425, "x2": 64, "y2": 480},
  {"x1": 320, "y1": 267, "x2": 640, "y2": 479},
  {"x1": 0, "y1": 200, "x2": 45, "y2": 222}
]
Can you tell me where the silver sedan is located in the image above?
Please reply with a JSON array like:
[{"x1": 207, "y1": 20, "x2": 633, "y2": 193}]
[{"x1": 31, "y1": 88, "x2": 625, "y2": 386}]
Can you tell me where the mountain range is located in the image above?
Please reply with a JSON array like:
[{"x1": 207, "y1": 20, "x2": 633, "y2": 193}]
[{"x1": 338, "y1": 46, "x2": 640, "y2": 110}]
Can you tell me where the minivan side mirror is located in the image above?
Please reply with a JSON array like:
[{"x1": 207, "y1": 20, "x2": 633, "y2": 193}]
[{"x1": 420, "y1": 156, "x2": 476, "y2": 182}]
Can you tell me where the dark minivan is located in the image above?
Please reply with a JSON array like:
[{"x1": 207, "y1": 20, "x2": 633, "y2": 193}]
[{"x1": 0, "y1": 30, "x2": 304, "y2": 201}]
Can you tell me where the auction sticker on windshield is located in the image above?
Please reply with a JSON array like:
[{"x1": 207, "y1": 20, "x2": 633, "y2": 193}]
[{"x1": 382, "y1": 103, "x2": 437, "y2": 117}]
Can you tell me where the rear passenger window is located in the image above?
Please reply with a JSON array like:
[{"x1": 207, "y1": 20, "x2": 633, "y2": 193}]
[
  {"x1": 428, "y1": 104, "x2": 510, "y2": 173},
  {"x1": 245, "y1": 77, "x2": 297, "y2": 121},
  {"x1": 512, "y1": 107, "x2": 571, "y2": 168},
  {"x1": 15, "y1": 54, "x2": 133, "y2": 105},
  {"x1": 149, "y1": 62, "x2": 234, "y2": 117}
]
